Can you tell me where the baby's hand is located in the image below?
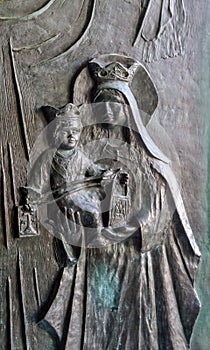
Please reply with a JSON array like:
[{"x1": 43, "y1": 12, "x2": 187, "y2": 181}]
[{"x1": 102, "y1": 168, "x2": 120, "y2": 181}]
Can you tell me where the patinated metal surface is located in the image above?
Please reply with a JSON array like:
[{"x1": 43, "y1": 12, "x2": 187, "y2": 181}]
[{"x1": 0, "y1": 1, "x2": 208, "y2": 350}]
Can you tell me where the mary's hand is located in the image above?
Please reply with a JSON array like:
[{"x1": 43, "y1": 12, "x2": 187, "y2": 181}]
[
  {"x1": 101, "y1": 216, "x2": 139, "y2": 244},
  {"x1": 49, "y1": 208, "x2": 86, "y2": 266}
]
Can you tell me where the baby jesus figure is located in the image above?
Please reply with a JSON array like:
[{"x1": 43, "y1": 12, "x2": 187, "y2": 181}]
[
  {"x1": 24, "y1": 103, "x2": 128, "y2": 251},
  {"x1": 50, "y1": 104, "x2": 105, "y2": 232}
]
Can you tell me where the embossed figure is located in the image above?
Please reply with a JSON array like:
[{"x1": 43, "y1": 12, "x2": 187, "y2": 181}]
[
  {"x1": 134, "y1": 0, "x2": 186, "y2": 61},
  {"x1": 50, "y1": 104, "x2": 104, "y2": 232},
  {"x1": 35, "y1": 56, "x2": 201, "y2": 350},
  {"x1": 50, "y1": 105, "x2": 130, "y2": 244},
  {"x1": 25, "y1": 103, "x2": 130, "y2": 251},
  {"x1": 85, "y1": 56, "x2": 201, "y2": 349}
]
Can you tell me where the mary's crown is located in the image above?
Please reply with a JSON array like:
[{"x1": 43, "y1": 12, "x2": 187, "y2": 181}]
[{"x1": 88, "y1": 60, "x2": 139, "y2": 84}]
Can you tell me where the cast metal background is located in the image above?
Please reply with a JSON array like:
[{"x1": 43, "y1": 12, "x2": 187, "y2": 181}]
[{"x1": 0, "y1": 1, "x2": 209, "y2": 349}]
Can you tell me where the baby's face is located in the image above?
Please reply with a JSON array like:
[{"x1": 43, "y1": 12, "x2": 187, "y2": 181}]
[{"x1": 57, "y1": 120, "x2": 81, "y2": 150}]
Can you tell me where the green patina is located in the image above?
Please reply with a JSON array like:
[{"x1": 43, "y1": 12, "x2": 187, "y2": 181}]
[{"x1": 89, "y1": 261, "x2": 121, "y2": 310}]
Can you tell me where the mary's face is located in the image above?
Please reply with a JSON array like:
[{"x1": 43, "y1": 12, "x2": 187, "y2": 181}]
[
  {"x1": 94, "y1": 90, "x2": 127, "y2": 130},
  {"x1": 100, "y1": 102, "x2": 127, "y2": 130}
]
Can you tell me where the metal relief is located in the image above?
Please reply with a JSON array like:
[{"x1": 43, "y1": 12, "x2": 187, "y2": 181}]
[
  {"x1": 16, "y1": 54, "x2": 201, "y2": 349},
  {"x1": 17, "y1": 205, "x2": 39, "y2": 237},
  {"x1": 0, "y1": 0, "x2": 204, "y2": 348},
  {"x1": 133, "y1": 0, "x2": 186, "y2": 61}
]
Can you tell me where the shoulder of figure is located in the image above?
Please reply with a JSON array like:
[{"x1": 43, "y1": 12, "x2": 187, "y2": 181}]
[{"x1": 31, "y1": 148, "x2": 57, "y2": 168}]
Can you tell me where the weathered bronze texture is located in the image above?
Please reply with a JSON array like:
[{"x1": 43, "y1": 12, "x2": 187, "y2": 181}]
[
  {"x1": 0, "y1": 1, "x2": 207, "y2": 349},
  {"x1": 19, "y1": 55, "x2": 200, "y2": 349}
]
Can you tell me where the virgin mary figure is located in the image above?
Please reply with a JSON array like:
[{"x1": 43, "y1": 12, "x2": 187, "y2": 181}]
[{"x1": 39, "y1": 54, "x2": 200, "y2": 350}]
